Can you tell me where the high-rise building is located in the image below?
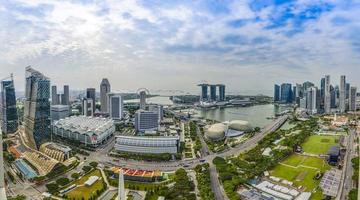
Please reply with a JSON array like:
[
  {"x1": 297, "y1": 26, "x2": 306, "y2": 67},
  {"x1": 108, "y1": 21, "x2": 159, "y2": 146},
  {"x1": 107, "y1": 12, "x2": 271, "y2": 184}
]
[
  {"x1": 210, "y1": 85, "x2": 217, "y2": 101},
  {"x1": 149, "y1": 105, "x2": 164, "y2": 122},
  {"x1": 218, "y1": 84, "x2": 226, "y2": 101},
  {"x1": 330, "y1": 85, "x2": 336, "y2": 108},
  {"x1": 349, "y1": 86, "x2": 357, "y2": 111},
  {"x1": 198, "y1": 84, "x2": 208, "y2": 102},
  {"x1": 1, "y1": 76, "x2": 18, "y2": 134},
  {"x1": 100, "y1": 78, "x2": 111, "y2": 112},
  {"x1": 307, "y1": 87, "x2": 317, "y2": 114},
  {"x1": 339, "y1": 75, "x2": 346, "y2": 113},
  {"x1": 295, "y1": 83, "x2": 303, "y2": 105},
  {"x1": 324, "y1": 75, "x2": 331, "y2": 113},
  {"x1": 62, "y1": 85, "x2": 70, "y2": 105},
  {"x1": 51, "y1": 85, "x2": 59, "y2": 105},
  {"x1": 320, "y1": 78, "x2": 325, "y2": 109},
  {"x1": 23, "y1": 67, "x2": 51, "y2": 149},
  {"x1": 135, "y1": 110, "x2": 159, "y2": 132},
  {"x1": 274, "y1": 84, "x2": 280, "y2": 102},
  {"x1": 139, "y1": 90, "x2": 147, "y2": 110},
  {"x1": 82, "y1": 98, "x2": 94, "y2": 116},
  {"x1": 280, "y1": 83, "x2": 292, "y2": 103},
  {"x1": 108, "y1": 93, "x2": 123, "y2": 121},
  {"x1": 0, "y1": 129, "x2": 6, "y2": 200},
  {"x1": 86, "y1": 88, "x2": 96, "y2": 113},
  {"x1": 303, "y1": 81, "x2": 314, "y2": 92},
  {"x1": 346, "y1": 83, "x2": 350, "y2": 99}
]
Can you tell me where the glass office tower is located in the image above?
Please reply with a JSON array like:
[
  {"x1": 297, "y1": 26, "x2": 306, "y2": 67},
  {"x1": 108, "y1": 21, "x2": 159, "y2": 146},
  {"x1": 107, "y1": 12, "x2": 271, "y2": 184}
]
[
  {"x1": 23, "y1": 67, "x2": 51, "y2": 149},
  {"x1": 1, "y1": 76, "x2": 18, "y2": 134}
]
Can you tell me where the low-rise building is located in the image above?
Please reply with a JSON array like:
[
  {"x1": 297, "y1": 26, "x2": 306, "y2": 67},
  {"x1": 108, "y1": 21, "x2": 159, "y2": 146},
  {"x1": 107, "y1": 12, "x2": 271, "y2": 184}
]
[
  {"x1": 327, "y1": 146, "x2": 340, "y2": 165},
  {"x1": 114, "y1": 135, "x2": 179, "y2": 154},
  {"x1": 39, "y1": 142, "x2": 71, "y2": 162},
  {"x1": 53, "y1": 116, "x2": 115, "y2": 147}
]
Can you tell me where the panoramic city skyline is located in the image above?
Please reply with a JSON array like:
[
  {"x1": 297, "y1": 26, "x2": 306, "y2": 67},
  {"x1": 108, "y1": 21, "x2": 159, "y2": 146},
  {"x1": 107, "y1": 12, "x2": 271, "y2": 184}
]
[{"x1": 1, "y1": 0, "x2": 360, "y2": 95}]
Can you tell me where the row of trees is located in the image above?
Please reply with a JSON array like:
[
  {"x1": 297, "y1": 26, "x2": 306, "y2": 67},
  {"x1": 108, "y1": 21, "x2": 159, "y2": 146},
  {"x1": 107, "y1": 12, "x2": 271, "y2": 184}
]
[
  {"x1": 145, "y1": 168, "x2": 196, "y2": 200},
  {"x1": 213, "y1": 117, "x2": 319, "y2": 200},
  {"x1": 194, "y1": 163, "x2": 215, "y2": 200}
]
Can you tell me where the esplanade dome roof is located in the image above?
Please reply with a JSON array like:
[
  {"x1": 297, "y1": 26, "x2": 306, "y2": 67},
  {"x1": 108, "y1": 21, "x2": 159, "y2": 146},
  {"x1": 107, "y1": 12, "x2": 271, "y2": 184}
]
[{"x1": 228, "y1": 120, "x2": 252, "y2": 131}]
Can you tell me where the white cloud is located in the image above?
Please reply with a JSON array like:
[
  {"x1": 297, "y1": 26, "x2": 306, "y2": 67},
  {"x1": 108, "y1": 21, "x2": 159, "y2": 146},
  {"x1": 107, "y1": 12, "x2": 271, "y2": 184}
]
[{"x1": 1, "y1": 0, "x2": 360, "y2": 94}]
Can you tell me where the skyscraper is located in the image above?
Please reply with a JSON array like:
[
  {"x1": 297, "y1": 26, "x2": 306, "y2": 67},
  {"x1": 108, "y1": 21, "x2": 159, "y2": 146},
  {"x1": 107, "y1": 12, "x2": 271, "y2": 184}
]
[
  {"x1": 274, "y1": 84, "x2": 280, "y2": 102},
  {"x1": 295, "y1": 83, "x2": 303, "y2": 105},
  {"x1": 82, "y1": 98, "x2": 94, "y2": 117},
  {"x1": 198, "y1": 84, "x2": 208, "y2": 102},
  {"x1": 100, "y1": 78, "x2": 111, "y2": 112},
  {"x1": 346, "y1": 83, "x2": 350, "y2": 99},
  {"x1": 86, "y1": 88, "x2": 96, "y2": 113},
  {"x1": 23, "y1": 67, "x2": 51, "y2": 149},
  {"x1": 62, "y1": 85, "x2": 70, "y2": 105},
  {"x1": 307, "y1": 87, "x2": 317, "y2": 114},
  {"x1": 1, "y1": 76, "x2": 18, "y2": 134},
  {"x1": 349, "y1": 86, "x2": 357, "y2": 111},
  {"x1": 339, "y1": 75, "x2": 346, "y2": 113},
  {"x1": 218, "y1": 84, "x2": 226, "y2": 102},
  {"x1": 108, "y1": 93, "x2": 123, "y2": 121},
  {"x1": 302, "y1": 81, "x2": 314, "y2": 92},
  {"x1": 139, "y1": 90, "x2": 147, "y2": 110},
  {"x1": 330, "y1": 85, "x2": 336, "y2": 108},
  {"x1": 51, "y1": 85, "x2": 59, "y2": 105},
  {"x1": 210, "y1": 85, "x2": 217, "y2": 101},
  {"x1": 280, "y1": 83, "x2": 292, "y2": 103},
  {"x1": 320, "y1": 78, "x2": 325, "y2": 109},
  {"x1": 324, "y1": 75, "x2": 331, "y2": 113}
]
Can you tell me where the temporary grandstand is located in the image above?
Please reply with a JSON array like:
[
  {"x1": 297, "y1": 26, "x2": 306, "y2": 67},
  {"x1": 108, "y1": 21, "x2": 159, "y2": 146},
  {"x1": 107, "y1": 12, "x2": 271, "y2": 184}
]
[{"x1": 111, "y1": 167, "x2": 163, "y2": 182}]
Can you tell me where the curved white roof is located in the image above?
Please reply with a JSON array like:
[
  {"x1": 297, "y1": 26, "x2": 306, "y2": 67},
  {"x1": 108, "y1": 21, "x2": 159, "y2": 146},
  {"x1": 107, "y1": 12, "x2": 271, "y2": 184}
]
[
  {"x1": 228, "y1": 120, "x2": 252, "y2": 131},
  {"x1": 206, "y1": 123, "x2": 227, "y2": 141}
]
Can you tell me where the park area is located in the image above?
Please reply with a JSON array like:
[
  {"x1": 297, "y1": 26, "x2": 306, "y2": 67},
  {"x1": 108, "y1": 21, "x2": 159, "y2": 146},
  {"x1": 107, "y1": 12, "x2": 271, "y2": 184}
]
[
  {"x1": 270, "y1": 154, "x2": 330, "y2": 199},
  {"x1": 64, "y1": 169, "x2": 106, "y2": 200},
  {"x1": 301, "y1": 135, "x2": 340, "y2": 155}
]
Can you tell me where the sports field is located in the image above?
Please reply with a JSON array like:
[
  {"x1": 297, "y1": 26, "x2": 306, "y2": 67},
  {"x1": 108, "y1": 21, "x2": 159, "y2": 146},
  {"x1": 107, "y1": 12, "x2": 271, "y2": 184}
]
[
  {"x1": 65, "y1": 169, "x2": 106, "y2": 200},
  {"x1": 270, "y1": 154, "x2": 330, "y2": 191},
  {"x1": 301, "y1": 135, "x2": 340, "y2": 155}
]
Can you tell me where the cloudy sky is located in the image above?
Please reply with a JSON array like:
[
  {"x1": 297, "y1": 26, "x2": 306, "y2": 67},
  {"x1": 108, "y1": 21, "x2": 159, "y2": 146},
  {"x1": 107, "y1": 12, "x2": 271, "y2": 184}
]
[{"x1": 1, "y1": 0, "x2": 360, "y2": 95}]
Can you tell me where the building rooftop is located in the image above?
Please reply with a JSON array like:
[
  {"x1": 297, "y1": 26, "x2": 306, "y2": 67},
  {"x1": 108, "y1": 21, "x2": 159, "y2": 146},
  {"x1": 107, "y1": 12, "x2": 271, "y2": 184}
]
[
  {"x1": 328, "y1": 146, "x2": 340, "y2": 156},
  {"x1": 54, "y1": 116, "x2": 114, "y2": 136}
]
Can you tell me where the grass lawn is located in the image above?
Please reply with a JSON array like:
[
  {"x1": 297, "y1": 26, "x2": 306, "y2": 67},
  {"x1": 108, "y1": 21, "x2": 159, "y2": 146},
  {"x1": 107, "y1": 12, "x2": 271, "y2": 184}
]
[
  {"x1": 270, "y1": 155, "x2": 330, "y2": 192},
  {"x1": 301, "y1": 135, "x2": 340, "y2": 155},
  {"x1": 65, "y1": 169, "x2": 106, "y2": 200}
]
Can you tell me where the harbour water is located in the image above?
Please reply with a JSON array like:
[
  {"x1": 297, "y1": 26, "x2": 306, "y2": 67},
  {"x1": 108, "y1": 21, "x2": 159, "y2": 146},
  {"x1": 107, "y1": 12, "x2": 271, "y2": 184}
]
[
  {"x1": 133, "y1": 96, "x2": 291, "y2": 128},
  {"x1": 194, "y1": 104, "x2": 291, "y2": 128}
]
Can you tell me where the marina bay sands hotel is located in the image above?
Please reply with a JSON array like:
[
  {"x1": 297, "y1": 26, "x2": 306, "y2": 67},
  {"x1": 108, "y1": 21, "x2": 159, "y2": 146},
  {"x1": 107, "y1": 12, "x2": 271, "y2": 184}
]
[{"x1": 198, "y1": 83, "x2": 226, "y2": 102}]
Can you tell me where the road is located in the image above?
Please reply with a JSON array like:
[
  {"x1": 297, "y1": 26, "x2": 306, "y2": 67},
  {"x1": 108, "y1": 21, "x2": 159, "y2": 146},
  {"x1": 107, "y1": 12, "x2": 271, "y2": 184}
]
[
  {"x1": 196, "y1": 126, "x2": 211, "y2": 157},
  {"x1": 95, "y1": 115, "x2": 288, "y2": 172},
  {"x1": 339, "y1": 129, "x2": 355, "y2": 200},
  {"x1": 209, "y1": 162, "x2": 228, "y2": 200},
  {"x1": 11, "y1": 115, "x2": 287, "y2": 200}
]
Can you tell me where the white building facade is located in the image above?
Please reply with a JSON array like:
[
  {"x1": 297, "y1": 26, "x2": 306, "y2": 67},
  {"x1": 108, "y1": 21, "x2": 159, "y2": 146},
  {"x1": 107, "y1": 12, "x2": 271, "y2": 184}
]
[
  {"x1": 53, "y1": 116, "x2": 115, "y2": 147},
  {"x1": 114, "y1": 135, "x2": 179, "y2": 154}
]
